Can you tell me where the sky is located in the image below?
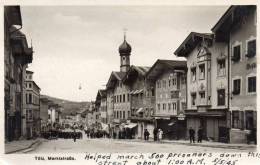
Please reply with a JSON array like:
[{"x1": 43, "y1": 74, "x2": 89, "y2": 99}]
[{"x1": 20, "y1": 6, "x2": 229, "y2": 102}]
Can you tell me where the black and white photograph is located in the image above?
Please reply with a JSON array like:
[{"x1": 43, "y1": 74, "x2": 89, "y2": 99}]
[{"x1": 1, "y1": 2, "x2": 259, "y2": 165}]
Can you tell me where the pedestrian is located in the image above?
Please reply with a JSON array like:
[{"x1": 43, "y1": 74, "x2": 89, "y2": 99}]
[
  {"x1": 158, "y1": 129, "x2": 163, "y2": 142},
  {"x1": 153, "y1": 128, "x2": 158, "y2": 141},
  {"x1": 189, "y1": 127, "x2": 195, "y2": 143},
  {"x1": 197, "y1": 127, "x2": 203, "y2": 143},
  {"x1": 73, "y1": 129, "x2": 76, "y2": 142},
  {"x1": 144, "y1": 129, "x2": 150, "y2": 141}
]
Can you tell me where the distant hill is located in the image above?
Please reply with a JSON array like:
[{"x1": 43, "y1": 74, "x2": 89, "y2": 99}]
[{"x1": 41, "y1": 95, "x2": 91, "y2": 117}]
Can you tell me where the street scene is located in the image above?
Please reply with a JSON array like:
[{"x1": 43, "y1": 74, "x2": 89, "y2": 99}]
[{"x1": 4, "y1": 5, "x2": 257, "y2": 154}]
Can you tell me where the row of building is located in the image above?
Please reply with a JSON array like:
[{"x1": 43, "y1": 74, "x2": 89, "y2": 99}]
[
  {"x1": 92, "y1": 5, "x2": 256, "y2": 143},
  {"x1": 4, "y1": 6, "x2": 63, "y2": 142}
]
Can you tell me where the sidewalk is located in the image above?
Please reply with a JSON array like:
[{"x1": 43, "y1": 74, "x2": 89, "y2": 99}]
[
  {"x1": 117, "y1": 138, "x2": 257, "y2": 150},
  {"x1": 5, "y1": 139, "x2": 42, "y2": 154}
]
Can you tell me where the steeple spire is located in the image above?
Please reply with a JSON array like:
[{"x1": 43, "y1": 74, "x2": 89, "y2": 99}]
[{"x1": 123, "y1": 28, "x2": 127, "y2": 41}]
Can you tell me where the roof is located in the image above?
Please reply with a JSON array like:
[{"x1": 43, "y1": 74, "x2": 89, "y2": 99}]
[
  {"x1": 26, "y1": 80, "x2": 41, "y2": 90},
  {"x1": 119, "y1": 38, "x2": 132, "y2": 56},
  {"x1": 106, "y1": 71, "x2": 126, "y2": 89},
  {"x1": 122, "y1": 65, "x2": 151, "y2": 83},
  {"x1": 146, "y1": 59, "x2": 187, "y2": 81},
  {"x1": 174, "y1": 32, "x2": 213, "y2": 57},
  {"x1": 211, "y1": 5, "x2": 256, "y2": 42}
]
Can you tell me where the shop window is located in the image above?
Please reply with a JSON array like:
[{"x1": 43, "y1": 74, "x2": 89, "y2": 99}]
[
  {"x1": 232, "y1": 111, "x2": 244, "y2": 129},
  {"x1": 248, "y1": 76, "x2": 256, "y2": 93},
  {"x1": 245, "y1": 111, "x2": 254, "y2": 130},
  {"x1": 217, "y1": 59, "x2": 226, "y2": 77},
  {"x1": 232, "y1": 45, "x2": 241, "y2": 62},
  {"x1": 233, "y1": 79, "x2": 241, "y2": 95},
  {"x1": 217, "y1": 89, "x2": 225, "y2": 106},
  {"x1": 191, "y1": 67, "x2": 196, "y2": 82},
  {"x1": 246, "y1": 39, "x2": 256, "y2": 58},
  {"x1": 199, "y1": 64, "x2": 205, "y2": 80}
]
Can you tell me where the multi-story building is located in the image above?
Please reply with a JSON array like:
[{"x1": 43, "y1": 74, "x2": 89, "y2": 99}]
[
  {"x1": 146, "y1": 60, "x2": 187, "y2": 140},
  {"x1": 39, "y1": 98, "x2": 51, "y2": 132},
  {"x1": 175, "y1": 32, "x2": 229, "y2": 142},
  {"x1": 106, "y1": 35, "x2": 132, "y2": 137},
  {"x1": 123, "y1": 65, "x2": 152, "y2": 139},
  {"x1": 212, "y1": 5, "x2": 257, "y2": 143},
  {"x1": 25, "y1": 70, "x2": 41, "y2": 139},
  {"x1": 96, "y1": 89, "x2": 107, "y2": 124},
  {"x1": 48, "y1": 103, "x2": 62, "y2": 129},
  {"x1": 4, "y1": 6, "x2": 33, "y2": 141}
]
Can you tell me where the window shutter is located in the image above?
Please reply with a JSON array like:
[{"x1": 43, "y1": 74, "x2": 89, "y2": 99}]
[
  {"x1": 226, "y1": 111, "x2": 231, "y2": 128},
  {"x1": 253, "y1": 111, "x2": 257, "y2": 128}
]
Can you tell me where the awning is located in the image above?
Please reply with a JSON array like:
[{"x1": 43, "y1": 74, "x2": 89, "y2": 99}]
[
  {"x1": 124, "y1": 123, "x2": 137, "y2": 129},
  {"x1": 136, "y1": 108, "x2": 144, "y2": 113}
]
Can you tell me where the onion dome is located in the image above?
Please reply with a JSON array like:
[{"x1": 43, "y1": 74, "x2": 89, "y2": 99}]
[{"x1": 119, "y1": 36, "x2": 132, "y2": 56}]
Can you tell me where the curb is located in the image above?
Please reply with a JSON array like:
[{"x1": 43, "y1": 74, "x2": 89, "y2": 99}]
[{"x1": 5, "y1": 139, "x2": 41, "y2": 154}]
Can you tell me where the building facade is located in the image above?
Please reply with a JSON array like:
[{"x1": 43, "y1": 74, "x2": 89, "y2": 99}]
[
  {"x1": 212, "y1": 5, "x2": 257, "y2": 143},
  {"x1": 146, "y1": 60, "x2": 187, "y2": 140},
  {"x1": 25, "y1": 71, "x2": 41, "y2": 139},
  {"x1": 39, "y1": 98, "x2": 51, "y2": 132},
  {"x1": 4, "y1": 6, "x2": 33, "y2": 141},
  {"x1": 123, "y1": 65, "x2": 153, "y2": 139}
]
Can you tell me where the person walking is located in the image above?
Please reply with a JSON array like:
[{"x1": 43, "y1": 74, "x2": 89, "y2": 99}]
[
  {"x1": 144, "y1": 129, "x2": 150, "y2": 141},
  {"x1": 197, "y1": 127, "x2": 203, "y2": 143},
  {"x1": 73, "y1": 129, "x2": 76, "y2": 142},
  {"x1": 158, "y1": 129, "x2": 163, "y2": 142},
  {"x1": 189, "y1": 127, "x2": 195, "y2": 143},
  {"x1": 153, "y1": 128, "x2": 158, "y2": 141}
]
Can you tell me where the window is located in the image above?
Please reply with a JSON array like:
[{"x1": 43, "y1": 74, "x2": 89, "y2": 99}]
[
  {"x1": 217, "y1": 59, "x2": 226, "y2": 76},
  {"x1": 246, "y1": 39, "x2": 256, "y2": 58},
  {"x1": 232, "y1": 111, "x2": 239, "y2": 129},
  {"x1": 128, "y1": 111, "x2": 130, "y2": 118},
  {"x1": 29, "y1": 83, "x2": 32, "y2": 88},
  {"x1": 151, "y1": 88, "x2": 155, "y2": 96},
  {"x1": 168, "y1": 103, "x2": 171, "y2": 111},
  {"x1": 119, "y1": 111, "x2": 122, "y2": 118},
  {"x1": 191, "y1": 93, "x2": 196, "y2": 106},
  {"x1": 120, "y1": 95, "x2": 122, "y2": 102},
  {"x1": 233, "y1": 79, "x2": 241, "y2": 95},
  {"x1": 157, "y1": 104, "x2": 160, "y2": 111},
  {"x1": 123, "y1": 94, "x2": 125, "y2": 102},
  {"x1": 217, "y1": 89, "x2": 225, "y2": 106},
  {"x1": 191, "y1": 67, "x2": 196, "y2": 82},
  {"x1": 157, "y1": 81, "x2": 161, "y2": 88},
  {"x1": 200, "y1": 92, "x2": 205, "y2": 99},
  {"x1": 117, "y1": 111, "x2": 119, "y2": 118},
  {"x1": 181, "y1": 76, "x2": 186, "y2": 84},
  {"x1": 127, "y1": 94, "x2": 130, "y2": 102},
  {"x1": 168, "y1": 80, "x2": 171, "y2": 87},
  {"x1": 171, "y1": 91, "x2": 179, "y2": 99},
  {"x1": 162, "y1": 80, "x2": 166, "y2": 88},
  {"x1": 172, "y1": 103, "x2": 177, "y2": 110},
  {"x1": 26, "y1": 109, "x2": 32, "y2": 120},
  {"x1": 163, "y1": 103, "x2": 166, "y2": 110},
  {"x1": 232, "y1": 45, "x2": 241, "y2": 62},
  {"x1": 123, "y1": 111, "x2": 125, "y2": 119},
  {"x1": 172, "y1": 78, "x2": 177, "y2": 86},
  {"x1": 245, "y1": 111, "x2": 254, "y2": 130},
  {"x1": 29, "y1": 93, "x2": 32, "y2": 104},
  {"x1": 199, "y1": 64, "x2": 205, "y2": 79},
  {"x1": 248, "y1": 76, "x2": 256, "y2": 93}
]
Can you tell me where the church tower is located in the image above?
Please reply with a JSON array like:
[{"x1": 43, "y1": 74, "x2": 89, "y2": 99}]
[{"x1": 118, "y1": 32, "x2": 131, "y2": 72}]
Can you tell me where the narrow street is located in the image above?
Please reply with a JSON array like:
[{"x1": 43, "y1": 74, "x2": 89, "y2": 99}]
[{"x1": 26, "y1": 138, "x2": 256, "y2": 153}]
